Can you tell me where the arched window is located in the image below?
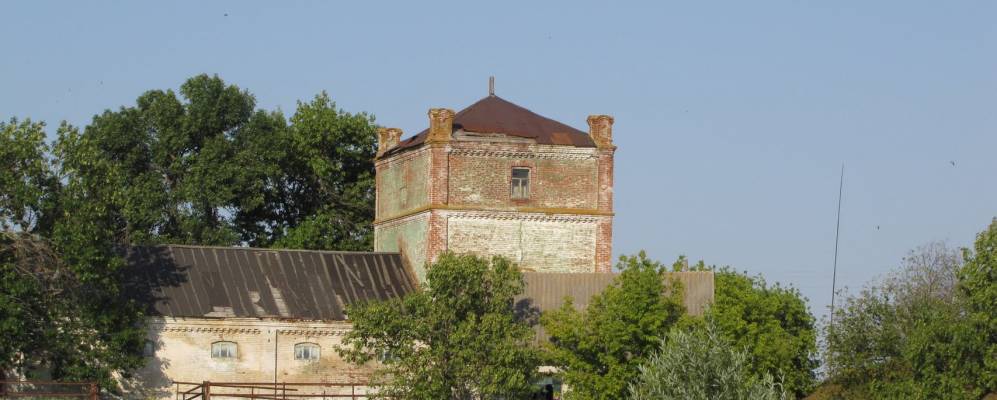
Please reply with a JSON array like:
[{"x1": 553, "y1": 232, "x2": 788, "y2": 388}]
[
  {"x1": 211, "y1": 341, "x2": 237, "y2": 359},
  {"x1": 294, "y1": 343, "x2": 320, "y2": 361}
]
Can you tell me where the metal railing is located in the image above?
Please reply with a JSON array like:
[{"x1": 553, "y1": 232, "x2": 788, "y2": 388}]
[
  {"x1": 174, "y1": 381, "x2": 382, "y2": 400},
  {"x1": 0, "y1": 381, "x2": 99, "y2": 399}
]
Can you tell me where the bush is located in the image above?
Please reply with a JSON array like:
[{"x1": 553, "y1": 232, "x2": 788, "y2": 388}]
[{"x1": 629, "y1": 320, "x2": 787, "y2": 400}]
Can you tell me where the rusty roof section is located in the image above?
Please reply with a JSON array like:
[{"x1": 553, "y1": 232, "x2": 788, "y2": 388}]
[
  {"x1": 127, "y1": 245, "x2": 417, "y2": 321},
  {"x1": 384, "y1": 95, "x2": 594, "y2": 157}
]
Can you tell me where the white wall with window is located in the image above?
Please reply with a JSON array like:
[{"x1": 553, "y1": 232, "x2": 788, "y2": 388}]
[
  {"x1": 294, "y1": 342, "x2": 320, "y2": 361},
  {"x1": 210, "y1": 341, "x2": 237, "y2": 359}
]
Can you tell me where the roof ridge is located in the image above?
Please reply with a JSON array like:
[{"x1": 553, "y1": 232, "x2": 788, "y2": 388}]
[{"x1": 147, "y1": 244, "x2": 401, "y2": 256}]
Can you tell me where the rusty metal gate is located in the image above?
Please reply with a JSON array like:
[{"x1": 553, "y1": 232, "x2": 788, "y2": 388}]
[{"x1": 174, "y1": 381, "x2": 382, "y2": 400}]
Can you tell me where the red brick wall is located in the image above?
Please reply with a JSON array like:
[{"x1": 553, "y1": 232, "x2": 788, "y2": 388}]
[{"x1": 375, "y1": 138, "x2": 615, "y2": 276}]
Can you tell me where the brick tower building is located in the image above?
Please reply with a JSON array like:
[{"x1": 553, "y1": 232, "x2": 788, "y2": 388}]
[{"x1": 373, "y1": 90, "x2": 615, "y2": 281}]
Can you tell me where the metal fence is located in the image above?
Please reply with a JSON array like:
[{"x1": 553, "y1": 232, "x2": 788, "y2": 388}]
[
  {"x1": 0, "y1": 381, "x2": 99, "y2": 399},
  {"x1": 174, "y1": 382, "x2": 380, "y2": 400}
]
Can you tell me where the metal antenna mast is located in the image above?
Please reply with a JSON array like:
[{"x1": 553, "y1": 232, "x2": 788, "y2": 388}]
[{"x1": 829, "y1": 164, "x2": 844, "y2": 329}]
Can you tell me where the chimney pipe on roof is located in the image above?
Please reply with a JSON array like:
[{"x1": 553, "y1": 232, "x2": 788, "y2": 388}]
[
  {"x1": 427, "y1": 108, "x2": 455, "y2": 144},
  {"x1": 377, "y1": 128, "x2": 403, "y2": 157},
  {"x1": 489, "y1": 76, "x2": 495, "y2": 96},
  {"x1": 587, "y1": 115, "x2": 615, "y2": 149}
]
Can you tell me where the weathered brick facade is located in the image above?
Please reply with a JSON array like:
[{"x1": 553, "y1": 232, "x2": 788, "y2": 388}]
[{"x1": 374, "y1": 96, "x2": 616, "y2": 279}]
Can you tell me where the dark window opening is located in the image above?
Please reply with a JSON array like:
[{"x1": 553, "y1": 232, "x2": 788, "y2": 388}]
[{"x1": 511, "y1": 168, "x2": 530, "y2": 199}]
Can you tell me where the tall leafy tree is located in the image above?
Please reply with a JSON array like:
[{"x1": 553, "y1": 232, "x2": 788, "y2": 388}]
[
  {"x1": 244, "y1": 92, "x2": 377, "y2": 250},
  {"x1": 541, "y1": 252, "x2": 686, "y2": 400},
  {"x1": 55, "y1": 74, "x2": 261, "y2": 245},
  {"x1": 958, "y1": 219, "x2": 997, "y2": 394},
  {"x1": 0, "y1": 118, "x2": 60, "y2": 233},
  {"x1": 0, "y1": 231, "x2": 144, "y2": 390},
  {"x1": 824, "y1": 240, "x2": 989, "y2": 399},
  {"x1": 337, "y1": 253, "x2": 540, "y2": 399},
  {"x1": 705, "y1": 268, "x2": 817, "y2": 397},
  {"x1": 54, "y1": 74, "x2": 377, "y2": 250}
]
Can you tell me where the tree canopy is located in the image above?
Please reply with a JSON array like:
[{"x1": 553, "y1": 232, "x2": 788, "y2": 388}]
[
  {"x1": 2, "y1": 74, "x2": 380, "y2": 388},
  {"x1": 337, "y1": 253, "x2": 541, "y2": 400},
  {"x1": 629, "y1": 319, "x2": 787, "y2": 400},
  {"x1": 824, "y1": 239, "x2": 994, "y2": 399},
  {"x1": 541, "y1": 252, "x2": 686, "y2": 400},
  {"x1": 705, "y1": 267, "x2": 817, "y2": 397},
  {"x1": 53, "y1": 74, "x2": 376, "y2": 249}
]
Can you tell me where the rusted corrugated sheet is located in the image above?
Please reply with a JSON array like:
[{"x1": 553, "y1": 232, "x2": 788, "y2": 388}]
[
  {"x1": 384, "y1": 95, "x2": 595, "y2": 157},
  {"x1": 519, "y1": 271, "x2": 715, "y2": 343},
  {"x1": 127, "y1": 245, "x2": 416, "y2": 321}
]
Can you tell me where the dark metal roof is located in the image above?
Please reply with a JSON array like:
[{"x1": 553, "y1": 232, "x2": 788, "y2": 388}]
[
  {"x1": 384, "y1": 95, "x2": 594, "y2": 157},
  {"x1": 517, "y1": 272, "x2": 715, "y2": 344},
  {"x1": 127, "y1": 245, "x2": 416, "y2": 321}
]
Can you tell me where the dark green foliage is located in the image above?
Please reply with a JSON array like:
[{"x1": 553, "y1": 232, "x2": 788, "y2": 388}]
[
  {"x1": 825, "y1": 239, "x2": 993, "y2": 399},
  {"x1": 0, "y1": 118, "x2": 60, "y2": 234},
  {"x1": 337, "y1": 253, "x2": 540, "y2": 400},
  {"x1": 0, "y1": 232, "x2": 144, "y2": 389},
  {"x1": 2, "y1": 74, "x2": 379, "y2": 387},
  {"x1": 541, "y1": 251, "x2": 686, "y2": 400},
  {"x1": 959, "y1": 218, "x2": 997, "y2": 393},
  {"x1": 707, "y1": 268, "x2": 817, "y2": 398},
  {"x1": 54, "y1": 75, "x2": 377, "y2": 250},
  {"x1": 264, "y1": 92, "x2": 377, "y2": 251}
]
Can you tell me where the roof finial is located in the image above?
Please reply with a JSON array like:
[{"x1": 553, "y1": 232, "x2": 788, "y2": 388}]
[{"x1": 489, "y1": 76, "x2": 495, "y2": 96}]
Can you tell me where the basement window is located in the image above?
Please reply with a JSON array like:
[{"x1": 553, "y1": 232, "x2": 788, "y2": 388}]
[
  {"x1": 294, "y1": 343, "x2": 320, "y2": 361},
  {"x1": 211, "y1": 341, "x2": 237, "y2": 359},
  {"x1": 511, "y1": 168, "x2": 530, "y2": 199}
]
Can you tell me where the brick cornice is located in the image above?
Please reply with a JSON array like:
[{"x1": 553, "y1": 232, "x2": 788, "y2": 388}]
[
  {"x1": 449, "y1": 147, "x2": 597, "y2": 161},
  {"x1": 374, "y1": 204, "x2": 613, "y2": 225},
  {"x1": 161, "y1": 326, "x2": 262, "y2": 335}
]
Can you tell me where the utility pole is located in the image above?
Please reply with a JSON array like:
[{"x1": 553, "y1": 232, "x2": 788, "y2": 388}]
[{"x1": 829, "y1": 164, "x2": 845, "y2": 329}]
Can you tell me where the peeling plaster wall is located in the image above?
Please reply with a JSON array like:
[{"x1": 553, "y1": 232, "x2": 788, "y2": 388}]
[
  {"x1": 132, "y1": 318, "x2": 375, "y2": 399},
  {"x1": 375, "y1": 148, "x2": 430, "y2": 221},
  {"x1": 374, "y1": 213, "x2": 430, "y2": 281},
  {"x1": 445, "y1": 212, "x2": 601, "y2": 273}
]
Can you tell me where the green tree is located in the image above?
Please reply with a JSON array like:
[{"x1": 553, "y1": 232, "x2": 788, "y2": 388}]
[
  {"x1": 54, "y1": 75, "x2": 377, "y2": 250},
  {"x1": 337, "y1": 253, "x2": 540, "y2": 399},
  {"x1": 262, "y1": 92, "x2": 377, "y2": 251},
  {"x1": 706, "y1": 268, "x2": 817, "y2": 397},
  {"x1": 541, "y1": 251, "x2": 686, "y2": 400},
  {"x1": 0, "y1": 232, "x2": 144, "y2": 390},
  {"x1": 629, "y1": 320, "x2": 787, "y2": 400},
  {"x1": 825, "y1": 241, "x2": 988, "y2": 399},
  {"x1": 54, "y1": 75, "x2": 261, "y2": 245},
  {"x1": 0, "y1": 118, "x2": 60, "y2": 233},
  {"x1": 959, "y1": 218, "x2": 997, "y2": 393}
]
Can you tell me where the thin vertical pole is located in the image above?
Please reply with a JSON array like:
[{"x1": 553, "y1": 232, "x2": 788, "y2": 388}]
[
  {"x1": 203, "y1": 381, "x2": 210, "y2": 400},
  {"x1": 829, "y1": 164, "x2": 845, "y2": 329}
]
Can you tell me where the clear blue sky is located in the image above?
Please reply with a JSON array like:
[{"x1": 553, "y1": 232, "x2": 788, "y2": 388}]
[{"x1": 3, "y1": 1, "x2": 995, "y2": 320}]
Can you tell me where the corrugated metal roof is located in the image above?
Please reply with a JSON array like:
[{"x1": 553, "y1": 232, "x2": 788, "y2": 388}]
[
  {"x1": 519, "y1": 271, "x2": 715, "y2": 343},
  {"x1": 384, "y1": 95, "x2": 595, "y2": 157},
  {"x1": 127, "y1": 245, "x2": 416, "y2": 321}
]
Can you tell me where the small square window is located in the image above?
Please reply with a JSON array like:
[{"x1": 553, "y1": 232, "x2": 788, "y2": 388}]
[
  {"x1": 294, "y1": 343, "x2": 320, "y2": 361},
  {"x1": 511, "y1": 168, "x2": 530, "y2": 199},
  {"x1": 211, "y1": 341, "x2": 237, "y2": 359},
  {"x1": 143, "y1": 340, "x2": 156, "y2": 357}
]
